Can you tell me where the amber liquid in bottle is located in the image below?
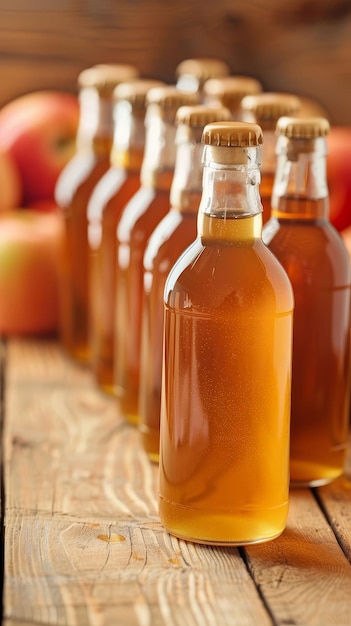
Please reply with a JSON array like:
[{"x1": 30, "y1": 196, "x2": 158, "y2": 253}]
[
  {"x1": 159, "y1": 205, "x2": 294, "y2": 545},
  {"x1": 140, "y1": 197, "x2": 199, "y2": 460},
  {"x1": 89, "y1": 151, "x2": 142, "y2": 393},
  {"x1": 115, "y1": 174, "x2": 173, "y2": 424},
  {"x1": 265, "y1": 197, "x2": 351, "y2": 486},
  {"x1": 57, "y1": 139, "x2": 112, "y2": 363}
]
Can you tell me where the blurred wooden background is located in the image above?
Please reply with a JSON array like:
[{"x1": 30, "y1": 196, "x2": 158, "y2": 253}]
[{"x1": 0, "y1": 0, "x2": 350, "y2": 123}]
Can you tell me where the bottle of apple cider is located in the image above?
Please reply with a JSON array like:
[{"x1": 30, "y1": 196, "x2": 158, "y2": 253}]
[
  {"x1": 87, "y1": 78, "x2": 164, "y2": 394},
  {"x1": 263, "y1": 116, "x2": 351, "y2": 486},
  {"x1": 175, "y1": 58, "x2": 230, "y2": 96},
  {"x1": 55, "y1": 63, "x2": 139, "y2": 363},
  {"x1": 114, "y1": 86, "x2": 198, "y2": 424},
  {"x1": 159, "y1": 121, "x2": 294, "y2": 546},
  {"x1": 241, "y1": 93, "x2": 301, "y2": 224},
  {"x1": 139, "y1": 104, "x2": 232, "y2": 462},
  {"x1": 202, "y1": 75, "x2": 263, "y2": 120}
]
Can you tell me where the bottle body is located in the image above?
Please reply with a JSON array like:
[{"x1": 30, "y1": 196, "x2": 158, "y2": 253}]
[
  {"x1": 159, "y1": 211, "x2": 293, "y2": 545},
  {"x1": 264, "y1": 200, "x2": 351, "y2": 485},
  {"x1": 57, "y1": 146, "x2": 111, "y2": 362},
  {"x1": 89, "y1": 165, "x2": 141, "y2": 391},
  {"x1": 263, "y1": 119, "x2": 351, "y2": 486},
  {"x1": 115, "y1": 181, "x2": 173, "y2": 423},
  {"x1": 140, "y1": 208, "x2": 198, "y2": 460}
]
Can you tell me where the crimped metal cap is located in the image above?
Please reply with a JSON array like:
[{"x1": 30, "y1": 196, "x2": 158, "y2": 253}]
[
  {"x1": 175, "y1": 58, "x2": 230, "y2": 82},
  {"x1": 202, "y1": 121, "x2": 263, "y2": 147},
  {"x1": 113, "y1": 79, "x2": 166, "y2": 107},
  {"x1": 176, "y1": 104, "x2": 232, "y2": 127},
  {"x1": 203, "y1": 76, "x2": 262, "y2": 108},
  {"x1": 241, "y1": 93, "x2": 301, "y2": 126},
  {"x1": 78, "y1": 64, "x2": 139, "y2": 94},
  {"x1": 276, "y1": 116, "x2": 330, "y2": 139},
  {"x1": 146, "y1": 85, "x2": 199, "y2": 109}
]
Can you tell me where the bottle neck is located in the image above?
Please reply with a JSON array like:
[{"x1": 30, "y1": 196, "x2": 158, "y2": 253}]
[
  {"x1": 76, "y1": 87, "x2": 114, "y2": 156},
  {"x1": 140, "y1": 104, "x2": 177, "y2": 190},
  {"x1": 271, "y1": 136, "x2": 329, "y2": 220},
  {"x1": 110, "y1": 101, "x2": 145, "y2": 171},
  {"x1": 198, "y1": 144, "x2": 263, "y2": 242},
  {"x1": 170, "y1": 126, "x2": 204, "y2": 213}
]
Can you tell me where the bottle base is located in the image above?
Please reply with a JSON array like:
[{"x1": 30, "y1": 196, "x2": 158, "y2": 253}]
[
  {"x1": 161, "y1": 527, "x2": 285, "y2": 547},
  {"x1": 159, "y1": 495, "x2": 288, "y2": 547},
  {"x1": 62, "y1": 343, "x2": 90, "y2": 365},
  {"x1": 290, "y1": 476, "x2": 342, "y2": 488},
  {"x1": 139, "y1": 426, "x2": 160, "y2": 463},
  {"x1": 290, "y1": 461, "x2": 345, "y2": 488}
]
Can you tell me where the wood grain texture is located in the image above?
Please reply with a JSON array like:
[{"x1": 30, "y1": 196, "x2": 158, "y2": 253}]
[
  {"x1": 3, "y1": 339, "x2": 272, "y2": 626},
  {"x1": 3, "y1": 338, "x2": 351, "y2": 625},
  {"x1": 0, "y1": 1, "x2": 350, "y2": 123}
]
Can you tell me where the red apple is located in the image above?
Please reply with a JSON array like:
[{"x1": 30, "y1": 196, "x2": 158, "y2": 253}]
[
  {"x1": 0, "y1": 210, "x2": 64, "y2": 335},
  {"x1": 0, "y1": 149, "x2": 22, "y2": 212},
  {"x1": 327, "y1": 126, "x2": 351, "y2": 232},
  {"x1": 0, "y1": 91, "x2": 79, "y2": 205},
  {"x1": 26, "y1": 199, "x2": 60, "y2": 213}
]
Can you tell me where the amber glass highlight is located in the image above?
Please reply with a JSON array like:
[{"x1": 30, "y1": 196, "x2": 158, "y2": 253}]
[
  {"x1": 115, "y1": 181, "x2": 173, "y2": 424},
  {"x1": 89, "y1": 155, "x2": 142, "y2": 392},
  {"x1": 140, "y1": 206, "x2": 198, "y2": 460},
  {"x1": 58, "y1": 141, "x2": 112, "y2": 363}
]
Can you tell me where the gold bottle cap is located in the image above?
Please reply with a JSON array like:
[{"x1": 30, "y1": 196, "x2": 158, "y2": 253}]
[
  {"x1": 202, "y1": 121, "x2": 263, "y2": 147},
  {"x1": 78, "y1": 64, "x2": 139, "y2": 95},
  {"x1": 203, "y1": 76, "x2": 263, "y2": 110},
  {"x1": 241, "y1": 93, "x2": 301, "y2": 129},
  {"x1": 202, "y1": 121, "x2": 263, "y2": 165},
  {"x1": 146, "y1": 85, "x2": 199, "y2": 110},
  {"x1": 176, "y1": 58, "x2": 230, "y2": 83},
  {"x1": 176, "y1": 104, "x2": 232, "y2": 127},
  {"x1": 276, "y1": 116, "x2": 330, "y2": 139},
  {"x1": 113, "y1": 79, "x2": 166, "y2": 107}
]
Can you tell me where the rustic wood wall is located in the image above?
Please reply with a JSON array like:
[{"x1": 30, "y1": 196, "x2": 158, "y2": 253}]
[{"x1": 0, "y1": 0, "x2": 350, "y2": 123}]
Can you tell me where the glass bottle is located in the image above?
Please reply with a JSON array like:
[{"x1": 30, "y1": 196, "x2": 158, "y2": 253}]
[
  {"x1": 203, "y1": 75, "x2": 263, "y2": 120},
  {"x1": 241, "y1": 93, "x2": 301, "y2": 224},
  {"x1": 263, "y1": 116, "x2": 351, "y2": 486},
  {"x1": 87, "y1": 78, "x2": 164, "y2": 394},
  {"x1": 139, "y1": 104, "x2": 232, "y2": 462},
  {"x1": 55, "y1": 63, "x2": 139, "y2": 363},
  {"x1": 114, "y1": 86, "x2": 198, "y2": 424},
  {"x1": 175, "y1": 58, "x2": 230, "y2": 97},
  {"x1": 159, "y1": 121, "x2": 294, "y2": 546}
]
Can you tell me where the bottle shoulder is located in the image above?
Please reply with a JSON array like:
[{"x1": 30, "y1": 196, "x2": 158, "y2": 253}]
[
  {"x1": 164, "y1": 237, "x2": 294, "y2": 313},
  {"x1": 263, "y1": 217, "x2": 351, "y2": 284},
  {"x1": 117, "y1": 187, "x2": 170, "y2": 243},
  {"x1": 87, "y1": 167, "x2": 129, "y2": 222},
  {"x1": 143, "y1": 210, "x2": 197, "y2": 272},
  {"x1": 55, "y1": 151, "x2": 108, "y2": 208}
]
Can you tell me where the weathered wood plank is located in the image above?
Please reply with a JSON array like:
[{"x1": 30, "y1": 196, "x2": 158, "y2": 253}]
[
  {"x1": 245, "y1": 487, "x2": 351, "y2": 626},
  {"x1": 0, "y1": 1, "x2": 350, "y2": 123},
  {"x1": 3, "y1": 339, "x2": 273, "y2": 626},
  {"x1": 313, "y1": 445, "x2": 351, "y2": 563}
]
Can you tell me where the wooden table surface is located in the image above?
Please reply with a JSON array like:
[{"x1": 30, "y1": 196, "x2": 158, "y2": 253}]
[{"x1": 2, "y1": 337, "x2": 351, "y2": 626}]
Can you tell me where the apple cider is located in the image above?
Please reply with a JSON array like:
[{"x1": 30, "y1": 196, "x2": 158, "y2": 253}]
[
  {"x1": 263, "y1": 117, "x2": 351, "y2": 486},
  {"x1": 159, "y1": 122, "x2": 294, "y2": 545},
  {"x1": 114, "y1": 87, "x2": 198, "y2": 424},
  {"x1": 139, "y1": 104, "x2": 232, "y2": 461},
  {"x1": 55, "y1": 64, "x2": 138, "y2": 363},
  {"x1": 88, "y1": 79, "x2": 163, "y2": 393}
]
